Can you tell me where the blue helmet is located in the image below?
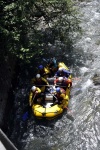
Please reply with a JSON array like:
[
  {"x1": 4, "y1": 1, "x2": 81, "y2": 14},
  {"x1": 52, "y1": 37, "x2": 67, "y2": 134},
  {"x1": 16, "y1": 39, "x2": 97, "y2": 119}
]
[
  {"x1": 56, "y1": 87, "x2": 60, "y2": 93},
  {"x1": 38, "y1": 65, "x2": 43, "y2": 69}
]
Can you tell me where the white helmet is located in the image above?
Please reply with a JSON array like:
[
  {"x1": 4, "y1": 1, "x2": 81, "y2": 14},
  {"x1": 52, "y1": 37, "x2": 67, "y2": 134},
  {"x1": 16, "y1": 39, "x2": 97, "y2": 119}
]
[
  {"x1": 58, "y1": 77, "x2": 63, "y2": 82},
  {"x1": 36, "y1": 74, "x2": 41, "y2": 78},
  {"x1": 58, "y1": 67, "x2": 63, "y2": 71},
  {"x1": 31, "y1": 86, "x2": 36, "y2": 92}
]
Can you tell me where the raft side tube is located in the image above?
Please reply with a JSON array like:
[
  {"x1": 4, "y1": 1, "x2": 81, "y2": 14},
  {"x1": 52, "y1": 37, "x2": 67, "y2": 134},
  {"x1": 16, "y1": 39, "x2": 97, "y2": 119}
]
[
  {"x1": 58, "y1": 62, "x2": 69, "y2": 70},
  {"x1": 32, "y1": 104, "x2": 64, "y2": 118}
]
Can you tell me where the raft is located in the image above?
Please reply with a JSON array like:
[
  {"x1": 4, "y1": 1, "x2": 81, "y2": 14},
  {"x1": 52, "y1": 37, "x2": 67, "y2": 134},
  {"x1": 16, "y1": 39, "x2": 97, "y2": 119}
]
[
  {"x1": 31, "y1": 62, "x2": 72, "y2": 119},
  {"x1": 58, "y1": 62, "x2": 72, "y2": 79}
]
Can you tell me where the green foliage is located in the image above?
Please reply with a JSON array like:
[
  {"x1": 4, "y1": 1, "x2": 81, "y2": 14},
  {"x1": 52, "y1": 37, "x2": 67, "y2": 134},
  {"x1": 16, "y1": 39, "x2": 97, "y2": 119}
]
[{"x1": 0, "y1": 0, "x2": 81, "y2": 64}]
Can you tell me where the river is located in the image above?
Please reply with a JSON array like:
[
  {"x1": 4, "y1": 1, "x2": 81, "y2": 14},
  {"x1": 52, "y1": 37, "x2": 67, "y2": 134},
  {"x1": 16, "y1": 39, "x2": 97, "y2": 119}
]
[{"x1": 8, "y1": 0, "x2": 100, "y2": 150}]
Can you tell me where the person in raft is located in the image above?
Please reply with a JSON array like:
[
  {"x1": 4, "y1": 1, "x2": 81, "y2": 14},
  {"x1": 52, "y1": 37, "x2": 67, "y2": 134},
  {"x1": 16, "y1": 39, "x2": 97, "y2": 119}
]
[
  {"x1": 38, "y1": 65, "x2": 51, "y2": 79},
  {"x1": 54, "y1": 77, "x2": 72, "y2": 90},
  {"x1": 53, "y1": 87, "x2": 67, "y2": 105},
  {"x1": 31, "y1": 74, "x2": 49, "y2": 93},
  {"x1": 54, "y1": 67, "x2": 71, "y2": 78},
  {"x1": 46, "y1": 58, "x2": 58, "y2": 76},
  {"x1": 29, "y1": 86, "x2": 42, "y2": 106}
]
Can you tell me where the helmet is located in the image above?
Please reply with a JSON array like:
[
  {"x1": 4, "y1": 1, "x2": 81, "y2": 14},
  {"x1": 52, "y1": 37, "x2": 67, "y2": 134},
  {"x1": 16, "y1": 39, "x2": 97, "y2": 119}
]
[
  {"x1": 36, "y1": 74, "x2": 41, "y2": 78},
  {"x1": 56, "y1": 87, "x2": 60, "y2": 93},
  {"x1": 58, "y1": 67, "x2": 63, "y2": 71},
  {"x1": 38, "y1": 65, "x2": 43, "y2": 69},
  {"x1": 58, "y1": 77, "x2": 63, "y2": 82},
  {"x1": 31, "y1": 86, "x2": 36, "y2": 92}
]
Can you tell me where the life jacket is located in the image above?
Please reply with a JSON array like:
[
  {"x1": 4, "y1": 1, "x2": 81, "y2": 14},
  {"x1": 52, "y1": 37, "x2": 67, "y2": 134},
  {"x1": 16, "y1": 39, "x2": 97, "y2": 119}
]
[
  {"x1": 67, "y1": 79, "x2": 72, "y2": 86},
  {"x1": 62, "y1": 79, "x2": 72, "y2": 87},
  {"x1": 32, "y1": 77, "x2": 48, "y2": 85},
  {"x1": 54, "y1": 78, "x2": 62, "y2": 85},
  {"x1": 60, "y1": 88, "x2": 66, "y2": 94},
  {"x1": 56, "y1": 88, "x2": 65, "y2": 98},
  {"x1": 39, "y1": 69, "x2": 45, "y2": 75},
  {"x1": 35, "y1": 79, "x2": 48, "y2": 86},
  {"x1": 54, "y1": 78, "x2": 70, "y2": 88}
]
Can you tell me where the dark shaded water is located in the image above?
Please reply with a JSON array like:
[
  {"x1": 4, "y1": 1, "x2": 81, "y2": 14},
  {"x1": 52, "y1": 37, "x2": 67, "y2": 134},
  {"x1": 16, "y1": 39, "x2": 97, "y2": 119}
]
[{"x1": 8, "y1": 0, "x2": 100, "y2": 150}]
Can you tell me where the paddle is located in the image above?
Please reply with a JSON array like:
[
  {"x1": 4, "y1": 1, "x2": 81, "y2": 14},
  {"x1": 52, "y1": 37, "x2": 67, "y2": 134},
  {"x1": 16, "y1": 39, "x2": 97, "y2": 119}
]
[
  {"x1": 72, "y1": 77, "x2": 81, "y2": 80},
  {"x1": 22, "y1": 94, "x2": 36, "y2": 121},
  {"x1": 64, "y1": 107, "x2": 74, "y2": 121},
  {"x1": 35, "y1": 84, "x2": 68, "y2": 88},
  {"x1": 29, "y1": 93, "x2": 37, "y2": 106},
  {"x1": 35, "y1": 84, "x2": 54, "y2": 87},
  {"x1": 22, "y1": 111, "x2": 29, "y2": 121},
  {"x1": 43, "y1": 58, "x2": 48, "y2": 63}
]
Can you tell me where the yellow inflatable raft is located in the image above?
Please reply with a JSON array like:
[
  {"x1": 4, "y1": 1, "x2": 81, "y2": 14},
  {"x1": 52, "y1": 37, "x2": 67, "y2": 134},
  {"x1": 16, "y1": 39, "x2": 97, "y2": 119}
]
[
  {"x1": 58, "y1": 62, "x2": 69, "y2": 70},
  {"x1": 31, "y1": 62, "x2": 72, "y2": 119}
]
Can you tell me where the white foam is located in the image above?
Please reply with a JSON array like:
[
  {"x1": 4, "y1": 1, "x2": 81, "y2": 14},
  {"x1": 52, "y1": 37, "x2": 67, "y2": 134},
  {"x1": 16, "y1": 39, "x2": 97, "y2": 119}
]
[
  {"x1": 80, "y1": 67, "x2": 89, "y2": 74},
  {"x1": 82, "y1": 79, "x2": 93, "y2": 90}
]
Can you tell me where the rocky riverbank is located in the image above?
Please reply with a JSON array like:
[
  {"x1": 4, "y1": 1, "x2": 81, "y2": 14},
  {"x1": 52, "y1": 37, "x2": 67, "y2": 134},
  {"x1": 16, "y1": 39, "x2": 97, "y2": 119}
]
[{"x1": 0, "y1": 54, "x2": 17, "y2": 131}]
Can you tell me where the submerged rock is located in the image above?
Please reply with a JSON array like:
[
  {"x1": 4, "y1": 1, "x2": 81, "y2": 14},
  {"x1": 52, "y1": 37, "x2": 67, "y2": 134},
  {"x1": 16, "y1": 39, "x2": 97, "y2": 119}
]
[{"x1": 92, "y1": 74, "x2": 100, "y2": 85}]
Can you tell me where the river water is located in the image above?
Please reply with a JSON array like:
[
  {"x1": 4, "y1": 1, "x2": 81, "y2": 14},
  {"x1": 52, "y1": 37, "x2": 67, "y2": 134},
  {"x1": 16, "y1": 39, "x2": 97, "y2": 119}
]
[{"x1": 8, "y1": 0, "x2": 100, "y2": 150}]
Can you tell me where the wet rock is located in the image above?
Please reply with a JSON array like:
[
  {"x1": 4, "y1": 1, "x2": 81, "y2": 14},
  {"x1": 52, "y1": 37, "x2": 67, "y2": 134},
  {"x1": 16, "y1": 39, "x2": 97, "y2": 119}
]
[
  {"x1": 92, "y1": 74, "x2": 100, "y2": 85},
  {"x1": 0, "y1": 55, "x2": 17, "y2": 129}
]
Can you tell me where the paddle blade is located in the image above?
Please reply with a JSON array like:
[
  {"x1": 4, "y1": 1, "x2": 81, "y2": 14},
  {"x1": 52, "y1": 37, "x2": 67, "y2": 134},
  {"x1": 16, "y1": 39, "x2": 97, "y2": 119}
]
[
  {"x1": 22, "y1": 111, "x2": 29, "y2": 121},
  {"x1": 67, "y1": 114, "x2": 74, "y2": 121}
]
